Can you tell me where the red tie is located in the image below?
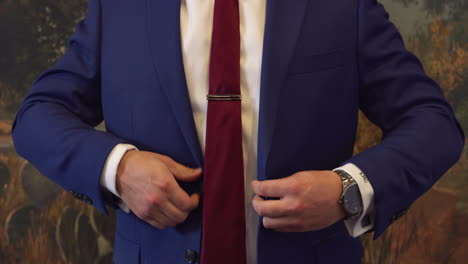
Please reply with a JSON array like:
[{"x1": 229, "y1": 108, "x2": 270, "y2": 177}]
[{"x1": 200, "y1": 0, "x2": 246, "y2": 263}]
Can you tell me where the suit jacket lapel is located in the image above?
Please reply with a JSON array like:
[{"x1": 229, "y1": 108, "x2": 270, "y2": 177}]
[
  {"x1": 145, "y1": 0, "x2": 203, "y2": 167},
  {"x1": 257, "y1": 0, "x2": 310, "y2": 179}
]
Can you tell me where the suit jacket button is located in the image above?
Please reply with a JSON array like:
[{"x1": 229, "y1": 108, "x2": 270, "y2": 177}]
[{"x1": 184, "y1": 249, "x2": 198, "y2": 263}]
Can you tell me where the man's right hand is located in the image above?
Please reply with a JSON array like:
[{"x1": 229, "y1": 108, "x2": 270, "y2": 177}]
[{"x1": 116, "y1": 150, "x2": 202, "y2": 229}]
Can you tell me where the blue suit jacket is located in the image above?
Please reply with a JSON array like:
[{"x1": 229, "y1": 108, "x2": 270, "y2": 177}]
[{"x1": 12, "y1": 0, "x2": 465, "y2": 263}]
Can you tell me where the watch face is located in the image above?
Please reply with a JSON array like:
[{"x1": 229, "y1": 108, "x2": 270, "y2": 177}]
[{"x1": 343, "y1": 184, "x2": 363, "y2": 216}]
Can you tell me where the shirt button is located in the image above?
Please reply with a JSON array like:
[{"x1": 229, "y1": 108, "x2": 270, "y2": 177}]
[{"x1": 184, "y1": 249, "x2": 198, "y2": 263}]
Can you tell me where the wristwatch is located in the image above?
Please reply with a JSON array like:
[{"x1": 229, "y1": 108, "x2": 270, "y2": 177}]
[{"x1": 334, "y1": 169, "x2": 363, "y2": 220}]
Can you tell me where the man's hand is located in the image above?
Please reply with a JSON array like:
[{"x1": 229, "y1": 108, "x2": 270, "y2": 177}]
[
  {"x1": 251, "y1": 170, "x2": 346, "y2": 232},
  {"x1": 116, "y1": 150, "x2": 202, "y2": 229}
]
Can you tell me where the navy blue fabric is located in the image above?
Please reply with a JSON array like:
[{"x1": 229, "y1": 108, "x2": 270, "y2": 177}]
[{"x1": 12, "y1": 0, "x2": 464, "y2": 263}]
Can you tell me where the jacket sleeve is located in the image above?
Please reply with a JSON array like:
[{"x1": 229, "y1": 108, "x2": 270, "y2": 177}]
[
  {"x1": 342, "y1": 0, "x2": 465, "y2": 238},
  {"x1": 12, "y1": 0, "x2": 128, "y2": 215}
]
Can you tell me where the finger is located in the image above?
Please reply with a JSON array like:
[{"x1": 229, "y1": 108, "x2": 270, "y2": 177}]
[
  {"x1": 146, "y1": 218, "x2": 165, "y2": 229},
  {"x1": 251, "y1": 179, "x2": 291, "y2": 197},
  {"x1": 168, "y1": 185, "x2": 200, "y2": 212},
  {"x1": 189, "y1": 193, "x2": 200, "y2": 210},
  {"x1": 173, "y1": 167, "x2": 203, "y2": 182},
  {"x1": 136, "y1": 210, "x2": 166, "y2": 229},
  {"x1": 159, "y1": 199, "x2": 189, "y2": 224},
  {"x1": 139, "y1": 194, "x2": 179, "y2": 228},
  {"x1": 252, "y1": 195, "x2": 290, "y2": 218},
  {"x1": 148, "y1": 165, "x2": 195, "y2": 212},
  {"x1": 159, "y1": 156, "x2": 203, "y2": 182},
  {"x1": 148, "y1": 207, "x2": 177, "y2": 227},
  {"x1": 262, "y1": 216, "x2": 297, "y2": 230}
]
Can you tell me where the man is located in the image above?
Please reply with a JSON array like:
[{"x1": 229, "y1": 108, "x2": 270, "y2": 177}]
[{"x1": 12, "y1": 0, "x2": 465, "y2": 263}]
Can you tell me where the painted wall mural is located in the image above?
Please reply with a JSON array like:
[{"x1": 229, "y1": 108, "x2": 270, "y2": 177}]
[{"x1": 0, "y1": 0, "x2": 466, "y2": 263}]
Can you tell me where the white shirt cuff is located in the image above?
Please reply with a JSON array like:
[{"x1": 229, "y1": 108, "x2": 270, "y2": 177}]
[
  {"x1": 100, "y1": 143, "x2": 138, "y2": 213},
  {"x1": 333, "y1": 163, "x2": 375, "y2": 237}
]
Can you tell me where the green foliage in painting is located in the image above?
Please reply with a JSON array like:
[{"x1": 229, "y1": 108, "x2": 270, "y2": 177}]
[{"x1": 0, "y1": 0, "x2": 87, "y2": 119}]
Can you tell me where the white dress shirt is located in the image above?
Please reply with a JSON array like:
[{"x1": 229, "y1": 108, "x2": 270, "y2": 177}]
[{"x1": 100, "y1": 1, "x2": 375, "y2": 263}]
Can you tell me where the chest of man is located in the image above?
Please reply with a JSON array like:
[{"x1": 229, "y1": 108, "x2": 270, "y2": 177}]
[{"x1": 106, "y1": 1, "x2": 362, "y2": 263}]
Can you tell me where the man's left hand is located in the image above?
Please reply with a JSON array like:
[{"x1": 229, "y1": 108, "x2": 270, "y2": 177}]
[{"x1": 251, "y1": 170, "x2": 347, "y2": 232}]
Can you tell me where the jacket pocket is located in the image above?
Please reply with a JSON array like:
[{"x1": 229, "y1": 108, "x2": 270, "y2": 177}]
[
  {"x1": 287, "y1": 49, "x2": 344, "y2": 77},
  {"x1": 113, "y1": 233, "x2": 141, "y2": 264}
]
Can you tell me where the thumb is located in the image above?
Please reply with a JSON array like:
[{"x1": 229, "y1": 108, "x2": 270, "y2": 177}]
[
  {"x1": 156, "y1": 154, "x2": 203, "y2": 182},
  {"x1": 170, "y1": 164, "x2": 203, "y2": 182}
]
